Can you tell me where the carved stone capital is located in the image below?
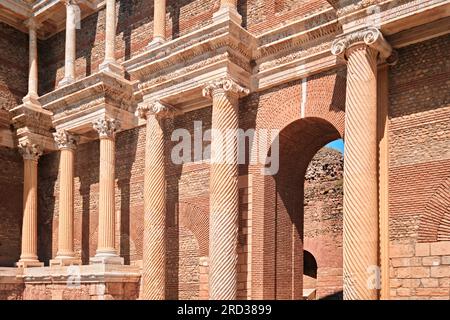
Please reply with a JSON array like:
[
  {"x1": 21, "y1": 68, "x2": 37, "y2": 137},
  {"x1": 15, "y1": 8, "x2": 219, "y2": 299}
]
[
  {"x1": 53, "y1": 130, "x2": 79, "y2": 150},
  {"x1": 93, "y1": 118, "x2": 121, "y2": 139},
  {"x1": 18, "y1": 141, "x2": 42, "y2": 161},
  {"x1": 202, "y1": 77, "x2": 250, "y2": 99},
  {"x1": 137, "y1": 101, "x2": 175, "y2": 120},
  {"x1": 24, "y1": 18, "x2": 42, "y2": 31},
  {"x1": 331, "y1": 27, "x2": 393, "y2": 60},
  {"x1": 61, "y1": 0, "x2": 80, "y2": 6}
]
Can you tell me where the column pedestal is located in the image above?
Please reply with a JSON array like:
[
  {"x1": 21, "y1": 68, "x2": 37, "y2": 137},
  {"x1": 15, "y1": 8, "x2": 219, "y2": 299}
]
[{"x1": 213, "y1": 0, "x2": 242, "y2": 24}]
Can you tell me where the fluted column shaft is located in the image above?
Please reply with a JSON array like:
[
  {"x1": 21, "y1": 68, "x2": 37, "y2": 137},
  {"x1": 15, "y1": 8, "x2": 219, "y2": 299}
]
[
  {"x1": 59, "y1": 1, "x2": 78, "y2": 86},
  {"x1": 91, "y1": 118, "x2": 123, "y2": 264},
  {"x1": 203, "y1": 78, "x2": 249, "y2": 300},
  {"x1": 17, "y1": 142, "x2": 43, "y2": 268},
  {"x1": 104, "y1": 0, "x2": 117, "y2": 64},
  {"x1": 58, "y1": 149, "x2": 75, "y2": 256},
  {"x1": 51, "y1": 130, "x2": 79, "y2": 266},
  {"x1": 153, "y1": 0, "x2": 166, "y2": 43},
  {"x1": 98, "y1": 137, "x2": 115, "y2": 253},
  {"x1": 138, "y1": 102, "x2": 172, "y2": 300}
]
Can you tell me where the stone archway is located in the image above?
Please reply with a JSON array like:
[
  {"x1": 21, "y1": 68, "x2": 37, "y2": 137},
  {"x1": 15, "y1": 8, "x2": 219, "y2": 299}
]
[{"x1": 259, "y1": 117, "x2": 342, "y2": 300}]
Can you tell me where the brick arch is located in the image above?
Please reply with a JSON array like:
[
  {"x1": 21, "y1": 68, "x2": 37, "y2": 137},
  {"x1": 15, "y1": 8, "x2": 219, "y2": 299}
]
[
  {"x1": 249, "y1": 72, "x2": 346, "y2": 299},
  {"x1": 178, "y1": 201, "x2": 209, "y2": 257},
  {"x1": 418, "y1": 178, "x2": 450, "y2": 242}
]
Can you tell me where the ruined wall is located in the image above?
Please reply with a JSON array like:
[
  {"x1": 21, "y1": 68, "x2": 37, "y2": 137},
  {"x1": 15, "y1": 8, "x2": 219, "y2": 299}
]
[
  {"x1": 303, "y1": 147, "x2": 343, "y2": 300},
  {"x1": 0, "y1": 147, "x2": 23, "y2": 266},
  {"x1": 388, "y1": 34, "x2": 450, "y2": 300}
]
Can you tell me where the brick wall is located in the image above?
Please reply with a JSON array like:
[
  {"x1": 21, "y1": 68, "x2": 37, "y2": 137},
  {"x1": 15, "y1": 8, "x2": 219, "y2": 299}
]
[
  {"x1": 388, "y1": 34, "x2": 450, "y2": 299},
  {"x1": 0, "y1": 147, "x2": 23, "y2": 266},
  {"x1": 303, "y1": 147, "x2": 343, "y2": 300},
  {"x1": 0, "y1": 22, "x2": 28, "y2": 109}
]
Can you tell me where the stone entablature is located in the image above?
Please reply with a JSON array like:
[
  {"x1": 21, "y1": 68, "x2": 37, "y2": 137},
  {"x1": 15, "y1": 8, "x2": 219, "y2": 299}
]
[{"x1": 39, "y1": 71, "x2": 136, "y2": 143}]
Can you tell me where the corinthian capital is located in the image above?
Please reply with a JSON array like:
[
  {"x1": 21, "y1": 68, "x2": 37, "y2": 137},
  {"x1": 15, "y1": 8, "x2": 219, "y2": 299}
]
[
  {"x1": 331, "y1": 27, "x2": 393, "y2": 60},
  {"x1": 18, "y1": 141, "x2": 42, "y2": 161},
  {"x1": 24, "y1": 18, "x2": 42, "y2": 31},
  {"x1": 137, "y1": 101, "x2": 175, "y2": 120},
  {"x1": 93, "y1": 118, "x2": 121, "y2": 139},
  {"x1": 202, "y1": 77, "x2": 250, "y2": 99},
  {"x1": 53, "y1": 130, "x2": 79, "y2": 150}
]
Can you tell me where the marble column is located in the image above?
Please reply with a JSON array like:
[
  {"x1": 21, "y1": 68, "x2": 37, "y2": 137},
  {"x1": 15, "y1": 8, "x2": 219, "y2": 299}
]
[
  {"x1": 59, "y1": 0, "x2": 79, "y2": 87},
  {"x1": 23, "y1": 19, "x2": 41, "y2": 106},
  {"x1": 331, "y1": 27, "x2": 393, "y2": 300},
  {"x1": 148, "y1": 0, "x2": 166, "y2": 48},
  {"x1": 50, "y1": 130, "x2": 80, "y2": 266},
  {"x1": 138, "y1": 101, "x2": 173, "y2": 300},
  {"x1": 100, "y1": 0, "x2": 123, "y2": 75},
  {"x1": 213, "y1": 0, "x2": 242, "y2": 25},
  {"x1": 17, "y1": 141, "x2": 43, "y2": 268},
  {"x1": 202, "y1": 77, "x2": 249, "y2": 300},
  {"x1": 90, "y1": 118, "x2": 123, "y2": 264}
]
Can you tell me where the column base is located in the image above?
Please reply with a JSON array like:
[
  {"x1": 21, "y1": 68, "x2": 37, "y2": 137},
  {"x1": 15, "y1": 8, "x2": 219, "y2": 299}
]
[
  {"x1": 22, "y1": 93, "x2": 41, "y2": 107},
  {"x1": 147, "y1": 36, "x2": 165, "y2": 50},
  {"x1": 213, "y1": 6, "x2": 242, "y2": 25},
  {"x1": 99, "y1": 60, "x2": 124, "y2": 77},
  {"x1": 49, "y1": 257, "x2": 82, "y2": 267},
  {"x1": 16, "y1": 259, "x2": 44, "y2": 268},
  {"x1": 90, "y1": 253, "x2": 124, "y2": 265},
  {"x1": 58, "y1": 76, "x2": 75, "y2": 88}
]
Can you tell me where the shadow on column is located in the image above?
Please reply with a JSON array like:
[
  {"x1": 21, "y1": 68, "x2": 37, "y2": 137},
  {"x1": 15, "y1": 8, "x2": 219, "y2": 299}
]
[
  {"x1": 115, "y1": 128, "x2": 139, "y2": 265},
  {"x1": 164, "y1": 117, "x2": 181, "y2": 299},
  {"x1": 37, "y1": 152, "x2": 58, "y2": 265},
  {"x1": 77, "y1": 140, "x2": 100, "y2": 264}
]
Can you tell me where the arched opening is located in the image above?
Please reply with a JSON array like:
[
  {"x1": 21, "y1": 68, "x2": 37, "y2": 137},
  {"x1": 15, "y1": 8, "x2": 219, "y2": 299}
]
[
  {"x1": 303, "y1": 250, "x2": 318, "y2": 299},
  {"x1": 304, "y1": 142, "x2": 344, "y2": 300},
  {"x1": 262, "y1": 117, "x2": 343, "y2": 300}
]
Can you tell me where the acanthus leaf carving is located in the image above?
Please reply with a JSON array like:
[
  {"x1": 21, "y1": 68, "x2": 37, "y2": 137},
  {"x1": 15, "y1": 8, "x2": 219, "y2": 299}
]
[
  {"x1": 53, "y1": 129, "x2": 79, "y2": 150},
  {"x1": 92, "y1": 117, "x2": 121, "y2": 139}
]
